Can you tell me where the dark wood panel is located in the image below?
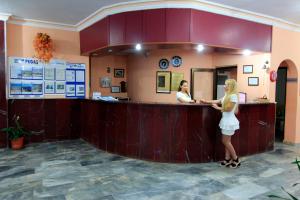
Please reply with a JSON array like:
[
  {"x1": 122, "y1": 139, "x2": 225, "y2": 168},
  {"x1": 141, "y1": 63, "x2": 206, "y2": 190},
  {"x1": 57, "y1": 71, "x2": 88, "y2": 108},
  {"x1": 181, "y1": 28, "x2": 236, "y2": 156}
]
[
  {"x1": 190, "y1": 9, "x2": 272, "y2": 52},
  {"x1": 79, "y1": 101, "x2": 275, "y2": 163},
  {"x1": 80, "y1": 8, "x2": 272, "y2": 54},
  {"x1": 142, "y1": 9, "x2": 166, "y2": 43},
  {"x1": 80, "y1": 17, "x2": 109, "y2": 54},
  {"x1": 109, "y1": 13, "x2": 125, "y2": 46},
  {"x1": 125, "y1": 11, "x2": 143, "y2": 44},
  {"x1": 0, "y1": 20, "x2": 7, "y2": 148},
  {"x1": 166, "y1": 8, "x2": 191, "y2": 42}
]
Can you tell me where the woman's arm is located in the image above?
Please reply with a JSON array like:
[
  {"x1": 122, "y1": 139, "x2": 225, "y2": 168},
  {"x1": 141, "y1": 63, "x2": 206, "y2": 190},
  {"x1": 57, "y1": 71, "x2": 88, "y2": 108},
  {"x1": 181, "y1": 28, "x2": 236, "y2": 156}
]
[
  {"x1": 200, "y1": 99, "x2": 221, "y2": 104},
  {"x1": 178, "y1": 97, "x2": 195, "y2": 103},
  {"x1": 223, "y1": 102, "x2": 236, "y2": 112}
]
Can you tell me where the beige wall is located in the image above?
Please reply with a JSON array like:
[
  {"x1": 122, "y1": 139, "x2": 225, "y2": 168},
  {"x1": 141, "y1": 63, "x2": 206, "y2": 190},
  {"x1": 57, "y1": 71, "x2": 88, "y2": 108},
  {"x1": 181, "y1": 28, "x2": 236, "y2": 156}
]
[
  {"x1": 90, "y1": 55, "x2": 127, "y2": 98},
  {"x1": 213, "y1": 53, "x2": 271, "y2": 101},
  {"x1": 271, "y1": 27, "x2": 300, "y2": 143},
  {"x1": 127, "y1": 49, "x2": 213, "y2": 102},
  {"x1": 6, "y1": 23, "x2": 89, "y2": 98}
]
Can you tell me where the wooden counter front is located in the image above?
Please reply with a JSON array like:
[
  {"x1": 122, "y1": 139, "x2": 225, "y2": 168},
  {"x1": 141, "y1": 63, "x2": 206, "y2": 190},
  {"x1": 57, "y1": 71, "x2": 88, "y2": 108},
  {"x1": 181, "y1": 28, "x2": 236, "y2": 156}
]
[
  {"x1": 5, "y1": 99, "x2": 275, "y2": 163},
  {"x1": 80, "y1": 100, "x2": 275, "y2": 163}
]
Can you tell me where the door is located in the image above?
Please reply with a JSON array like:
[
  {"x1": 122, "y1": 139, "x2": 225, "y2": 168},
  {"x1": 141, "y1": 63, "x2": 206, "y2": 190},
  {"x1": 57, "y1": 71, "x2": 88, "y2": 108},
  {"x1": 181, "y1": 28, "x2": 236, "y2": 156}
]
[{"x1": 275, "y1": 67, "x2": 287, "y2": 142}]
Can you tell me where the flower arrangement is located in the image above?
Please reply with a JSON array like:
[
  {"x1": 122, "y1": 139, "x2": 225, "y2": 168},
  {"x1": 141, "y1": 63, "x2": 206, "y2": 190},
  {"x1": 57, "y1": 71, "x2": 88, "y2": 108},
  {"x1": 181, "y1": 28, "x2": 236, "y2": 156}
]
[{"x1": 33, "y1": 33, "x2": 54, "y2": 62}]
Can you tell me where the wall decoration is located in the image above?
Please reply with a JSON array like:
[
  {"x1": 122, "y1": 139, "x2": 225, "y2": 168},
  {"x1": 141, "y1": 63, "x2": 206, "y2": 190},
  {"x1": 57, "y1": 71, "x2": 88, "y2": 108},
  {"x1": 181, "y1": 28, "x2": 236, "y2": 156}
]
[
  {"x1": 248, "y1": 77, "x2": 259, "y2": 86},
  {"x1": 159, "y1": 58, "x2": 169, "y2": 69},
  {"x1": 100, "y1": 77, "x2": 111, "y2": 88},
  {"x1": 171, "y1": 56, "x2": 182, "y2": 67},
  {"x1": 114, "y1": 68, "x2": 125, "y2": 78},
  {"x1": 111, "y1": 86, "x2": 121, "y2": 93},
  {"x1": 171, "y1": 72, "x2": 184, "y2": 91},
  {"x1": 33, "y1": 33, "x2": 53, "y2": 63},
  {"x1": 8, "y1": 57, "x2": 85, "y2": 99},
  {"x1": 243, "y1": 65, "x2": 253, "y2": 74},
  {"x1": 44, "y1": 81, "x2": 55, "y2": 94},
  {"x1": 270, "y1": 70, "x2": 277, "y2": 82},
  {"x1": 156, "y1": 71, "x2": 171, "y2": 93}
]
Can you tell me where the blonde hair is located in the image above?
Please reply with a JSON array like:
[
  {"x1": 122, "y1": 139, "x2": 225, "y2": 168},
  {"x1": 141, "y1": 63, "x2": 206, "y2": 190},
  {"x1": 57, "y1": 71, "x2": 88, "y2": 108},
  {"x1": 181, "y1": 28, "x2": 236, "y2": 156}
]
[{"x1": 222, "y1": 79, "x2": 239, "y2": 113}]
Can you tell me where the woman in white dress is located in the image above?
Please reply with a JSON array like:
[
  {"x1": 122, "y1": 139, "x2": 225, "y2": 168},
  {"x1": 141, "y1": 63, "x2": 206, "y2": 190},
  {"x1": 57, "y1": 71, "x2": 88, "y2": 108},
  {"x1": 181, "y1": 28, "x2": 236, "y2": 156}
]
[
  {"x1": 200, "y1": 79, "x2": 240, "y2": 168},
  {"x1": 176, "y1": 80, "x2": 196, "y2": 103}
]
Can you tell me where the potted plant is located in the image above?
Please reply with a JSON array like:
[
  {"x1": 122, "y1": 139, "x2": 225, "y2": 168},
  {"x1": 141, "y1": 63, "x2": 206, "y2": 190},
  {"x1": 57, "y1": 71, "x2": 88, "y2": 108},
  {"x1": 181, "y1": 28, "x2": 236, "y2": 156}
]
[{"x1": 1, "y1": 115, "x2": 31, "y2": 150}]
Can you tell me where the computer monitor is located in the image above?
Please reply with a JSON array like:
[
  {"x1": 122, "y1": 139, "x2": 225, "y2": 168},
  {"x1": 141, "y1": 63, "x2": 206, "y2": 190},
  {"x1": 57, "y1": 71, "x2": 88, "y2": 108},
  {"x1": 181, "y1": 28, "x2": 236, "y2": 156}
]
[{"x1": 238, "y1": 92, "x2": 247, "y2": 103}]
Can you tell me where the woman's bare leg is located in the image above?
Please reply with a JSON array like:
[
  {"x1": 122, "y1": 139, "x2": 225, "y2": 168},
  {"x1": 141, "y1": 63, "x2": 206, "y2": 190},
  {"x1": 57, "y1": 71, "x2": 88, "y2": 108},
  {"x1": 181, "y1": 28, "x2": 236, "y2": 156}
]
[{"x1": 222, "y1": 135, "x2": 237, "y2": 160}]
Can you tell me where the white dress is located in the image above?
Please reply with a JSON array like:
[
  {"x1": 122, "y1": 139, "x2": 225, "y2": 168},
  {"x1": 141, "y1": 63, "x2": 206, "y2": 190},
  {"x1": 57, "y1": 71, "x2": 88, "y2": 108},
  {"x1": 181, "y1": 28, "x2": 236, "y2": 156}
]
[
  {"x1": 176, "y1": 91, "x2": 192, "y2": 103},
  {"x1": 219, "y1": 94, "x2": 240, "y2": 135}
]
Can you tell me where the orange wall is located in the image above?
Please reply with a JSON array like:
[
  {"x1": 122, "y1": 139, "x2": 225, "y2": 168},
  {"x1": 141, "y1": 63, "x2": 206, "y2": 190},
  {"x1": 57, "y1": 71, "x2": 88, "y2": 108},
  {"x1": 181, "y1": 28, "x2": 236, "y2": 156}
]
[
  {"x1": 6, "y1": 23, "x2": 89, "y2": 98},
  {"x1": 127, "y1": 49, "x2": 213, "y2": 102},
  {"x1": 213, "y1": 53, "x2": 271, "y2": 101},
  {"x1": 90, "y1": 55, "x2": 127, "y2": 98},
  {"x1": 271, "y1": 27, "x2": 300, "y2": 143}
]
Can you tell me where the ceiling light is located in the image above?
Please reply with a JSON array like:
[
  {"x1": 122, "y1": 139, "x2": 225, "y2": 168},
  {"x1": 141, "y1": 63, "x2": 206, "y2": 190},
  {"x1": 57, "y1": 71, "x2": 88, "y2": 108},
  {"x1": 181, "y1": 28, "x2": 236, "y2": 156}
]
[
  {"x1": 197, "y1": 44, "x2": 204, "y2": 52},
  {"x1": 242, "y1": 49, "x2": 252, "y2": 56},
  {"x1": 135, "y1": 43, "x2": 142, "y2": 51}
]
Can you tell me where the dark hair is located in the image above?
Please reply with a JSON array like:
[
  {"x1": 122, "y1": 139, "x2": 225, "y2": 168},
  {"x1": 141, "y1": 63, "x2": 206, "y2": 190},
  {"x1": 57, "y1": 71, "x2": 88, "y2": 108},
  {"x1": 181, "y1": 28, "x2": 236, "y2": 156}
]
[{"x1": 178, "y1": 80, "x2": 188, "y2": 91}]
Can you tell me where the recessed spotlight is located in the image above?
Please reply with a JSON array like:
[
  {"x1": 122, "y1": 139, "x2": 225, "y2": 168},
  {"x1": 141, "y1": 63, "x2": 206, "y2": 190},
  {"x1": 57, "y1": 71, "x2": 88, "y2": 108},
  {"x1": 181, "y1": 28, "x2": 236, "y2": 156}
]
[
  {"x1": 135, "y1": 43, "x2": 142, "y2": 51},
  {"x1": 197, "y1": 44, "x2": 204, "y2": 52},
  {"x1": 242, "y1": 49, "x2": 252, "y2": 56}
]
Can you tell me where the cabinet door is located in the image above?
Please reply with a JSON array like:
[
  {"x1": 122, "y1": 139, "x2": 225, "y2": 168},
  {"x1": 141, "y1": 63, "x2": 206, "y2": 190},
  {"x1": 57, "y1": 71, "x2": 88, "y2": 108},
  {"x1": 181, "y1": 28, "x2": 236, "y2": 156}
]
[
  {"x1": 143, "y1": 9, "x2": 166, "y2": 43},
  {"x1": 125, "y1": 11, "x2": 143, "y2": 44},
  {"x1": 166, "y1": 8, "x2": 191, "y2": 42},
  {"x1": 109, "y1": 13, "x2": 125, "y2": 46}
]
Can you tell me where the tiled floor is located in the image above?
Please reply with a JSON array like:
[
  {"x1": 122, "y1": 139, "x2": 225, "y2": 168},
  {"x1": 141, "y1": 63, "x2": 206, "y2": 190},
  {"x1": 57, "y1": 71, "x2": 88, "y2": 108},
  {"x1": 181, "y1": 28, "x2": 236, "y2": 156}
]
[{"x1": 0, "y1": 140, "x2": 299, "y2": 200}]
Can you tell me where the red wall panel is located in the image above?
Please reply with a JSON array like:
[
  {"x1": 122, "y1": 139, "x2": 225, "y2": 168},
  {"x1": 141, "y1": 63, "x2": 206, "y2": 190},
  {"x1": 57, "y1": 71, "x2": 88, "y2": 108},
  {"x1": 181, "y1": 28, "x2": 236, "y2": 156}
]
[
  {"x1": 109, "y1": 13, "x2": 125, "y2": 46},
  {"x1": 166, "y1": 8, "x2": 191, "y2": 42},
  {"x1": 80, "y1": 8, "x2": 272, "y2": 54},
  {"x1": 80, "y1": 17, "x2": 109, "y2": 54},
  {"x1": 143, "y1": 9, "x2": 166, "y2": 43},
  {"x1": 190, "y1": 9, "x2": 272, "y2": 52},
  {"x1": 125, "y1": 11, "x2": 143, "y2": 44},
  {"x1": 0, "y1": 20, "x2": 7, "y2": 148}
]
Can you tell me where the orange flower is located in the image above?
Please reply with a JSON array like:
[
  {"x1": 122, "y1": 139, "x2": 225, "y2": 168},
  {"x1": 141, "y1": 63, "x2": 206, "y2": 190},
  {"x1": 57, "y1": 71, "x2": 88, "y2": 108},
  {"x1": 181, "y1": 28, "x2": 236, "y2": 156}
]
[{"x1": 33, "y1": 33, "x2": 54, "y2": 62}]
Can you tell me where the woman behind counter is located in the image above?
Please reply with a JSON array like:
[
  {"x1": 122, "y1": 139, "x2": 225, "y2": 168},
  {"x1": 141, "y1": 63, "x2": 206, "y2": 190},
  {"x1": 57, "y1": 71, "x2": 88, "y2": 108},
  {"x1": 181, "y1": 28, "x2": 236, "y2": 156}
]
[{"x1": 176, "y1": 80, "x2": 196, "y2": 103}]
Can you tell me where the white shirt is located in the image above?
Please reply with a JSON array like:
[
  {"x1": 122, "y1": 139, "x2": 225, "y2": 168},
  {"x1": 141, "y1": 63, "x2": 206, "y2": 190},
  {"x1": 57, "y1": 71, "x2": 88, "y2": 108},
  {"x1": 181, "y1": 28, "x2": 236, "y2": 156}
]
[{"x1": 176, "y1": 91, "x2": 192, "y2": 103}]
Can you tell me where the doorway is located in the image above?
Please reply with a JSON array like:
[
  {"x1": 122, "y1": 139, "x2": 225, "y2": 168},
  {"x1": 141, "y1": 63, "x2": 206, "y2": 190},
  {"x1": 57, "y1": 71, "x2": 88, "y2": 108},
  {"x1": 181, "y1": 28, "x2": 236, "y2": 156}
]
[
  {"x1": 214, "y1": 66, "x2": 237, "y2": 99},
  {"x1": 275, "y1": 67, "x2": 287, "y2": 142}
]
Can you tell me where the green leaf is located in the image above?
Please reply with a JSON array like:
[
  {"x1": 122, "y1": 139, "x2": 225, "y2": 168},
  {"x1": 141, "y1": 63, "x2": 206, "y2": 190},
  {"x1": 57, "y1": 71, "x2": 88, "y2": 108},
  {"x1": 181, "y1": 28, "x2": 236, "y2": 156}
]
[
  {"x1": 267, "y1": 194, "x2": 291, "y2": 199},
  {"x1": 281, "y1": 186, "x2": 298, "y2": 200}
]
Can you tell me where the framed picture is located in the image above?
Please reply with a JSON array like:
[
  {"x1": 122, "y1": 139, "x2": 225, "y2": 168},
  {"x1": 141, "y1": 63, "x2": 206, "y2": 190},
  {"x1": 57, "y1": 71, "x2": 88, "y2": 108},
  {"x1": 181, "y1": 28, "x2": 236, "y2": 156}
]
[
  {"x1": 238, "y1": 92, "x2": 247, "y2": 103},
  {"x1": 156, "y1": 71, "x2": 171, "y2": 93},
  {"x1": 243, "y1": 65, "x2": 253, "y2": 74},
  {"x1": 114, "y1": 69, "x2": 125, "y2": 78},
  {"x1": 100, "y1": 77, "x2": 111, "y2": 88},
  {"x1": 111, "y1": 86, "x2": 120, "y2": 93},
  {"x1": 248, "y1": 77, "x2": 259, "y2": 86}
]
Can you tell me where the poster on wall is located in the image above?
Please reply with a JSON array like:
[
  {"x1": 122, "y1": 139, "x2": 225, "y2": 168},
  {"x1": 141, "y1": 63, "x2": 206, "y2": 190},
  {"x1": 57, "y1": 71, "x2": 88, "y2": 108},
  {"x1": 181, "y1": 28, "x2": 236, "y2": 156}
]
[
  {"x1": 44, "y1": 81, "x2": 55, "y2": 94},
  {"x1": 55, "y1": 81, "x2": 65, "y2": 94},
  {"x1": 8, "y1": 57, "x2": 84, "y2": 99},
  {"x1": 171, "y1": 72, "x2": 184, "y2": 91},
  {"x1": 32, "y1": 81, "x2": 43, "y2": 95},
  {"x1": 65, "y1": 63, "x2": 86, "y2": 98},
  {"x1": 44, "y1": 67, "x2": 55, "y2": 80},
  {"x1": 8, "y1": 57, "x2": 45, "y2": 98},
  {"x1": 66, "y1": 84, "x2": 76, "y2": 97},
  {"x1": 66, "y1": 70, "x2": 75, "y2": 82},
  {"x1": 76, "y1": 84, "x2": 85, "y2": 97}
]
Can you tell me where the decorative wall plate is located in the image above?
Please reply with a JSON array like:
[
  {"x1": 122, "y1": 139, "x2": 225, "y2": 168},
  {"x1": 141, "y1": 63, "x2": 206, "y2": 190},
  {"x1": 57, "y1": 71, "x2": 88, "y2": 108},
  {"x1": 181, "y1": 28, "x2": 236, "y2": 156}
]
[
  {"x1": 172, "y1": 56, "x2": 182, "y2": 67},
  {"x1": 159, "y1": 58, "x2": 169, "y2": 69}
]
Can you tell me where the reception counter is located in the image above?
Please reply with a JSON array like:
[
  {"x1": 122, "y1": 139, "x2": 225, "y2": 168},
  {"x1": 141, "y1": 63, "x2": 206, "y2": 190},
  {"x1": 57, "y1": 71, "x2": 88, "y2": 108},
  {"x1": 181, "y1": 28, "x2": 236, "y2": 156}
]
[
  {"x1": 6, "y1": 99, "x2": 275, "y2": 163},
  {"x1": 80, "y1": 100, "x2": 275, "y2": 163}
]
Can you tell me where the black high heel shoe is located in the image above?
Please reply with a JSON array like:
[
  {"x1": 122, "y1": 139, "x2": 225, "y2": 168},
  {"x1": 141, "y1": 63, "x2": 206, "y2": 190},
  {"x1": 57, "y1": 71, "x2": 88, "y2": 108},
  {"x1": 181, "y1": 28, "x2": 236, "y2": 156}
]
[{"x1": 230, "y1": 157, "x2": 241, "y2": 168}]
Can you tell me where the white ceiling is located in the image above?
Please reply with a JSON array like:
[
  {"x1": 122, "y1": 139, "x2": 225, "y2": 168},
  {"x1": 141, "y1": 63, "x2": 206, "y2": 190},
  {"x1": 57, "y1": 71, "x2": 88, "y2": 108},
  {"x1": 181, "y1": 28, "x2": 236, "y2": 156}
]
[{"x1": 0, "y1": 0, "x2": 300, "y2": 27}]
